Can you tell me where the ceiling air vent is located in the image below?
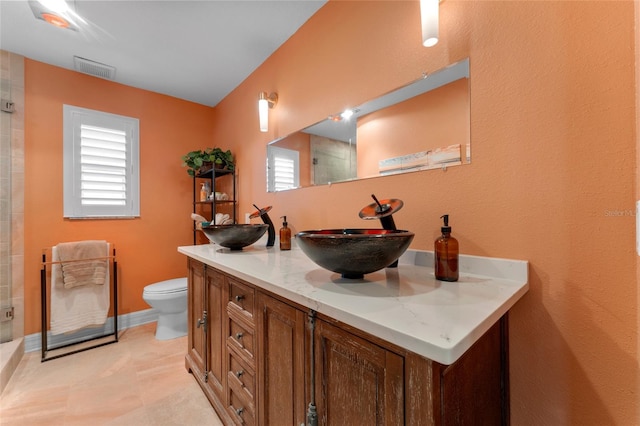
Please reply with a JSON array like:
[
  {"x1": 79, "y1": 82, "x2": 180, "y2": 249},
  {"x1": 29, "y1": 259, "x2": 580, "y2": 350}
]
[{"x1": 73, "y1": 56, "x2": 116, "y2": 80}]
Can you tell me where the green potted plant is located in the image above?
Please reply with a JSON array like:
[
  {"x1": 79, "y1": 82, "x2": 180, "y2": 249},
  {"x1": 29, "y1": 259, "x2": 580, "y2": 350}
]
[
  {"x1": 181, "y1": 148, "x2": 234, "y2": 176},
  {"x1": 210, "y1": 147, "x2": 235, "y2": 171}
]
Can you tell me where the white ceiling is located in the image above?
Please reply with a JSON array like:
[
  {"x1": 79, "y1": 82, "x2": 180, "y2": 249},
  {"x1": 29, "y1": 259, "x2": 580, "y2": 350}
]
[{"x1": 0, "y1": 0, "x2": 326, "y2": 107}]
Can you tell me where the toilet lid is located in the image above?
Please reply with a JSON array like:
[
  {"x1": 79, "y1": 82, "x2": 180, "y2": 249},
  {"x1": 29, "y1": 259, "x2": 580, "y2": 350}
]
[{"x1": 144, "y1": 278, "x2": 187, "y2": 294}]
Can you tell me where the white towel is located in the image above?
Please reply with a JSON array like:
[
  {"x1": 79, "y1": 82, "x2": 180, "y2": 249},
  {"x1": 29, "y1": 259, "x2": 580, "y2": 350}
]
[{"x1": 50, "y1": 244, "x2": 111, "y2": 335}]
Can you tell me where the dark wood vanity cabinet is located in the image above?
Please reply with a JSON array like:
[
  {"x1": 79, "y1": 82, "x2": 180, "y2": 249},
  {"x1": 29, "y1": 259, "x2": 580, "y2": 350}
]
[
  {"x1": 256, "y1": 293, "x2": 306, "y2": 425},
  {"x1": 310, "y1": 316, "x2": 508, "y2": 426},
  {"x1": 186, "y1": 258, "x2": 227, "y2": 417},
  {"x1": 225, "y1": 276, "x2": 257, "y2": 425},
  {"x1": 186, "y1": 258, "x2": 206, "y2": 382},
  {"x1": 186, "y1": 258, "x2": 509, "y2": 425},
  {"x1": 313, "y1": 317, "x2": 405, "y2": 425},
  {"x1": 206, "y1": 263, "x2": 226, "y2": 402}
]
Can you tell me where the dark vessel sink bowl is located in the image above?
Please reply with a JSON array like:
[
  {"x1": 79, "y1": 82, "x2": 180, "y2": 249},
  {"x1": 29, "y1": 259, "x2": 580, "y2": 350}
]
[
  {"x1": 201, "y1": 224, "x2": 269, "y2": 250},
  {"x1": 296, "y1": 229, "x2": 415, "y2": 279}
]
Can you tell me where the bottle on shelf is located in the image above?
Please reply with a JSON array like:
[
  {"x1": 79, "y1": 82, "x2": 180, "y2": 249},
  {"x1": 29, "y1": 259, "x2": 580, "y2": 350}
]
[
  {"x1": 200, "y1": 182, "x2": 211, "y2": 202},
  {"x1": 434, "y1": 214, "x2": 459, "y2": 281},
  {"x1": 279, "y1": 216, "x2": 291, "y2": 250}
]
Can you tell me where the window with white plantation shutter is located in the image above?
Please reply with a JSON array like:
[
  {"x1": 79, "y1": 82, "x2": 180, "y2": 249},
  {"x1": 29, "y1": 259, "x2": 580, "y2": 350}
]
[
  {"x1": 267, "y1": 146, "x2": 299, "y2": 192},
  {"x1": 63, "y1": 105, "x2": 140, "y2": 218}
]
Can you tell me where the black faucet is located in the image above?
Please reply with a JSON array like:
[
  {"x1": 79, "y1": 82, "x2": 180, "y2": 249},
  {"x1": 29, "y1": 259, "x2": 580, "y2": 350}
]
[
  {"x1": 250, "y1": 204, "x2": 275, "y2": 247},
  {"x1": 358, "y1": 194, "x2": 404, "y2": 268}
]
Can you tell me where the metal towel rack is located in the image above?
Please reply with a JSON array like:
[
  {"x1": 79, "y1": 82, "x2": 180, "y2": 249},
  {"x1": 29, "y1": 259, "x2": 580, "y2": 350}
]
[{"x1": 40, "y1": 244, "x2": 118, "y2": 362}]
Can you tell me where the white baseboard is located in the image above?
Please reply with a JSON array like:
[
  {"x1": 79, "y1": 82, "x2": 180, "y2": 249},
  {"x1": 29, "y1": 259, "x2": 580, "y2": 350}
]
[{"x1": 24, "y1": 309, "x2": 158, "y2": 353}]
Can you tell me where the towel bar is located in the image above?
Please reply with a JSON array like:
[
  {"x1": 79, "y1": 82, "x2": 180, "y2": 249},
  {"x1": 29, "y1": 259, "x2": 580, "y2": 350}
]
[{"x1": 40, "y1": 243, "x2": 118, "y2": 362}]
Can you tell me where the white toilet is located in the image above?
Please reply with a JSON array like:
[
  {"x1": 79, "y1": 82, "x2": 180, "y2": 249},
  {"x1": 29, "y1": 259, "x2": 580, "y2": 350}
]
[{"x1": 142, "y1": 277, "x2": 188, "y2": 340}]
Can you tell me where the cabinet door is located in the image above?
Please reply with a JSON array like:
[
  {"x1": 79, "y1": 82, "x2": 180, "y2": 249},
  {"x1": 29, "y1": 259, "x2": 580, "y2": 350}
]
[
  {"x1": 205, "y1": 266, "x2": 226, "y2": 400},
  {"x1": 441, "y1": 317, "x2": 506, "y2": 426},
  {"x1": 315, "y1": 319, "x2": 404, "y2": 426},
  {"x1": 257, "y1": 294, "x2": 307, "y2": 426},
  {"x1": 186, "y1": 258, "x2": 207, "y2": 381}
]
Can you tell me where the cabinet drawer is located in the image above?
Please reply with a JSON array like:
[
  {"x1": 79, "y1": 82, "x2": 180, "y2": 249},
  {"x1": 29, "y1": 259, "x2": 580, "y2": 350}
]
[
  {"x1": 228, "y1": 278, "x2": 255, "y2": 318},
  {"x1": 228, "y1": 385, "x2": 256, "y2": 426},
  {"x1": 227, "y1": 348, "x2": 256, "y2": 403},
  {"x1": 228, "y1": 317, "x2": 255, "y2": 361}
]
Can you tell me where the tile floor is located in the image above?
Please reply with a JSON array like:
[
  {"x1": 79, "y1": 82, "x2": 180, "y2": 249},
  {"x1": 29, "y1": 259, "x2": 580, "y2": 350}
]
[{"x1": 0, "y1": 323, "x2": 223, "y2": 425}]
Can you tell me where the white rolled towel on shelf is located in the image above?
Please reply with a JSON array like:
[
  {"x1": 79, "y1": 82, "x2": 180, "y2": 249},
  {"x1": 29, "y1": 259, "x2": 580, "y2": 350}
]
[
  {"x1": 215, "y1": 213, "x2": 233, "y2": 225},
  {"x1": 191, "y1": 213, "x2": 207, "y2": 223}
]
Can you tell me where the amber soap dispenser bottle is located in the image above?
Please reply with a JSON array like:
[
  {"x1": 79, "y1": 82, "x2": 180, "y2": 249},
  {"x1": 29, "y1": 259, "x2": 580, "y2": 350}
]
[
  {"x1": 434, "y1": 214, "x2": 459, "y2": 281},
  {"x1": 279, "y1": 216, "x2": 291, "y2": 250}
]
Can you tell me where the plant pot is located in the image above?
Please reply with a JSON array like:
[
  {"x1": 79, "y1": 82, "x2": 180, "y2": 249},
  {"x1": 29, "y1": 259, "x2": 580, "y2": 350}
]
[{"x1": 199, "y1": 161, "x2": 214, "y2": 174}]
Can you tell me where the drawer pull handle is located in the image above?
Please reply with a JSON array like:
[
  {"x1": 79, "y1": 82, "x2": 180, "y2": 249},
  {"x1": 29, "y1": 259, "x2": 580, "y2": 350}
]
[
  {"x1": 236, "y1": 407, "x2": 244, "y2": 416},
  {"x1": 235, "y1": 370, "x2": 244, "y2": 378},
  {"x1": 235, "y1": 332, "x2": 243, "y2": 340},
  {"x1": 235, "y1": 295, "x2": 245, "y2": 302}
]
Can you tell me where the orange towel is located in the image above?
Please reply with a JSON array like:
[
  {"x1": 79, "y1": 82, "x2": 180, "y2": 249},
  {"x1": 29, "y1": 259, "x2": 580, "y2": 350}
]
[{"x1": 56, "y1": 240, "x2": 108, "y2": 289}]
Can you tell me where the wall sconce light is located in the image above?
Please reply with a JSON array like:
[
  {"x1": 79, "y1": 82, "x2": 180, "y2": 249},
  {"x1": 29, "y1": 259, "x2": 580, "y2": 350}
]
[
  {"x1": 420, "y1": 0, "x2": 439, "y2": 47},
  {"x1": 259, "y1": 92, "x2": 278, "y2": 132}
]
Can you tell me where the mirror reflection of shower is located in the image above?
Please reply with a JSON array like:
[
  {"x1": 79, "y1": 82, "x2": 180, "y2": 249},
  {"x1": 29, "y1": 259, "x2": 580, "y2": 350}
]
[{"x1": 311, "y1": 137, "x2": 356, "y2": 186}]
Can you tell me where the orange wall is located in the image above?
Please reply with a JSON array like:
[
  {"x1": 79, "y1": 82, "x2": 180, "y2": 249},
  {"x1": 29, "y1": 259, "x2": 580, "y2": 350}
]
[
  {"x1": 20, "y1": 1, "x2": 637, "y2": 424},
  {"x1": 24, "y1": 61, "x2": 215, "y2": 334},
  {"x1": 637, "y1": 0, "x2": 640, "y2": 415},
  {"x1": 212, "y1": 1, "x2": 638, "y2": 424}
]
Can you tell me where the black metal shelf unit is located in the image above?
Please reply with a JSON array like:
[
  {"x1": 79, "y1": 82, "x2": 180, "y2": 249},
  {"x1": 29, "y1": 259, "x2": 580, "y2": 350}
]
[{"x1": 192, "y1": 167, "x2": 237, "y2": 244}]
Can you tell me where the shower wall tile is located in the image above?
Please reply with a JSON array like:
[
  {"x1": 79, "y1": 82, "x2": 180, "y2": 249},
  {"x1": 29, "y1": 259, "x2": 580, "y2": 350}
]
[
  {"x1": 0, "y1": 323, "x2": 10, "y2": 344},
  {"x1": 11, "y1": 294, "x2": 23, "y2": 338},
  {"x1": 0, "y1": 173, "x2": 8, "y2": 200},
  {"x1": 11, "y1": 128, "x2": 24, "y2": 171},
  {"x1": 1, "y1": 51, "x2": 26, "y2": 346},
  {"x1": 0, "y1": 57, "x2": 8, "y2": 343},
  {"x1": 9, "y1": 256, "x2": 21, "y2": 298},
  {"x1": 11, "y1": 254, "x2": 23, "y2": 299},
  {"x1": 9, "y1": 54, "x2": 24, "y2": 88},
  {"x1": 0, "y1": 285, "x2": 9, "y2": 305},
  {"x1": 0, "y1": 227, "x2": 8, "y2": 263},
  {"x1": 10, "y1": 52, "x2": 25, "y2": 340},
  {"x1": 10, "y1": 209, "x2": 23, "y2": 255},
  {"x1": 0, "y1": 216, "x2": 7, "y2": 238},
  {"x1": 10, "y1": 172, "x2": 23, "y2": 215},
  {"x1": 0, "y1": 221, "x2": 7, "y2": 254},
  {"x1": 0, "y1": 50, "x2": 9, "y2": 73},
  {"x1": 9, "y1": 88, "x2": 23, "y2": 132}
]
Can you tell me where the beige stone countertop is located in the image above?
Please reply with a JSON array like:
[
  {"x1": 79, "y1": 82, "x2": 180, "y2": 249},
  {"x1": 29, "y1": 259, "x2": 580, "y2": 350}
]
[{"x1": 179, "y1": 240, "x2": 528, "y2": 365}]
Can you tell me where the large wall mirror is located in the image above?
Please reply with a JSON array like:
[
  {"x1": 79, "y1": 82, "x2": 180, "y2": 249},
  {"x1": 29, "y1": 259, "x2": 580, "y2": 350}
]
[{"x1": 267, "y1": 58, "x2": 470, "y2": 192}]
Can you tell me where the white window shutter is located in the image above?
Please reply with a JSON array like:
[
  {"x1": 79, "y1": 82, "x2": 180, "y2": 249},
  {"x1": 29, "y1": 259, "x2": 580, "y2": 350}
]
[
  {"x1": 80, "y1": 125, "x2": 128, "y2": 206},
  {"x1": 267, "y1": 146, "x2": 299, "y2": 192},
  {"x1": 64, "y1": 105, "x2": 140, "y2": 218},
  {"x1": 273, "y1": 156, "x2": 296, "y2": 191}
]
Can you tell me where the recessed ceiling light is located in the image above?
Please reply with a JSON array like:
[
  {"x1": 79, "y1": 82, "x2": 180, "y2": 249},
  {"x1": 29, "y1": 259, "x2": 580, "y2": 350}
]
[
  {"x1": 28, "y1": 0, "x2": 80, "y2": 31},
  {"x1": 41, "y1": 12, "x2": 70, "y2": 29}
]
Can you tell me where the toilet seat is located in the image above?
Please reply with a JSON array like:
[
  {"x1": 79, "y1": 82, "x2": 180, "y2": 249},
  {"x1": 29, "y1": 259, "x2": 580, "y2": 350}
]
[{"x1": 143, "y1": 277, "x2": 187, "y2": 295}]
